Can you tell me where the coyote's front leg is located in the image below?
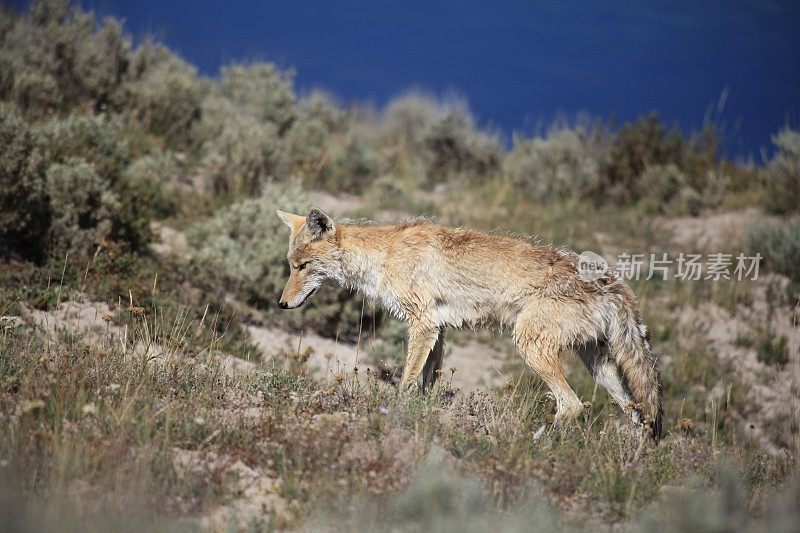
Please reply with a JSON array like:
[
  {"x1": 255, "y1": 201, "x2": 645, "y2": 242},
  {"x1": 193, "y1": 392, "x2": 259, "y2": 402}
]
[{"x1": 400, "y1": 319, "x2": 440, "y2": 387}]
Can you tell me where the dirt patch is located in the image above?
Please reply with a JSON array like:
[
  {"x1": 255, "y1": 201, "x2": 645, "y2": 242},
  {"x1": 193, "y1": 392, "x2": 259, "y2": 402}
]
[
  {"x1": 247, "y1": 324, "x2": 365, "y2": 378},
  {"x1": 25, "y1": 300, "x2": 117, "y2": 346},
  {"x1": 22, "y1": 299, "x2": 257, "y2": 377},
  {"x1": 445, "y1": 338, "x2": 510, "y2": 390},
  {"x1": 247, "y1": 324, "x2": 510, "y2": 391},
  {"x1": 306, "y1": 190, "x2": 367, "y2": 217},
  {"x1": 659, "y1": 208, "x2": 771, "y2": 250},
  {"x1": 150, "y1": 223, "x2": 190, "y2": 261},
  {"x1": 172, "y1": 448, "x2": 293, "y2": 530},
  {"x1": 675, "y1": 278, "x2": 799, "y2": 453}
]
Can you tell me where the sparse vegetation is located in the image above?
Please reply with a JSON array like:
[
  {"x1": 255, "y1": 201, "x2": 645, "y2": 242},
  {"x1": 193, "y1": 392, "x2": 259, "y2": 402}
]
[
  {"x1": 762, "y1": 128, "x2": 800, "y2": 215},
  {"x1": 502, "y1": 123, "x2": 609, "y2": 202},
  {"x1": 1, "y1": 0, "x2": 798, "y2": 531},
  {"x1": 747, "y1": 221, "x2": 800, "y2": 282}
]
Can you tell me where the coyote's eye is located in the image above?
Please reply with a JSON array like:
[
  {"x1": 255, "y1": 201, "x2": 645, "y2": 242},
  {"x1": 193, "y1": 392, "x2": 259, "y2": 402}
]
[{"x1": 297, "y1": 262, "x2": 309, "y2": 271}]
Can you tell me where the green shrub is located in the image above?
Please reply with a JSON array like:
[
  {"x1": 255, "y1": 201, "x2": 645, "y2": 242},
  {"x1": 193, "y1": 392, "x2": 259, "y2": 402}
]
[
  {"x1": 191, "y1": 63, "x2": 299, "y2": 196},
  {"x1": 126, "y1": 43, "x2": 204, "y2": 148},
  {"x1": 673, "y1": 186, "x2": 704, "y2": 216},
  {"x1": 35, "y1": 113, "x2": 130, "y2": 180},
  {"x1": 681, "y1": 124, "x2": 721, "y2": 183},
  {"x1": 187, "y1": 182, "x2": 377, "y2": 339},
  {"x1": 756, "y1": 332, "x2": 789, "y2": 368},
  {"x1": 636, "y1": 163, "x2": 733, "y2": 215},
  {"x1": 35, "y1": 113, "x2": 165, "y2": 252},
  {"x1": 278, "y1": 111, "x2": 331, "y2": 182},
  {"x1": 110, "y1": 152, "x2": 179, "y2": 247},
  {"x1": 278, "y1": 91, "x2": 347, "y2": 185},
  {"x1": 70, "y1": 17, "x2": 131, "y2": 111},
  {"x1": 746, "y1": 221, "x2": 800, "y2": 282},
  {"x1": 503, "y1": 125, "x2": 609, "y2": 201},
  {"x1": 762, "y1": 128, "x2": 800, "y2": 214},
  {"x1": 218, "y1": 63, "x2": 296, "y2": 132},
  {"x1": 0, "y1": 105, "x2": 161, "y2": 259},
  {"x1": 120, "y1": 152, "x2": 179, "y2": 218},
  {"x1": 422, "y1": 109, "x2": 500, "y2": 184},
  {"x1": 637, "y1": 163, "x2": 686, "y2": 206},
  {"x1": 196, "y1": 96, "x2": 281, "y2": 197},
  {"x1": 45, "y1": 157, "x2": 119, "y2": 254},
  {"x1": 382, "y1": 93, "x2": 441, "y2": 147},
  {"x1": 0, "y1": 5, "x2": 14, "y2": 40},
  {"x1": 296, "y1": 90, "x2": 346, "y2": 132},
  {"x1": 604, "y1": 113, "x2": 683, "y2": 203},
  {"x1": 326, "y1": 127, "x2": 380, "y2": 192},
  {"x1": 637, "y1": 163, "x2": 699, "y2": 215},
  {"x1": 377, "y1": 93, "x2": 500, "y2": 186},
  {"x1": 698, "y1": 170, "x2": 730, "y2": 209},
  {"x1": 0, "y1": 0, "x2": 131, "y2": 115},
  {"x1": 0, "y1": 103, "x2": 50, "y2": 260}
]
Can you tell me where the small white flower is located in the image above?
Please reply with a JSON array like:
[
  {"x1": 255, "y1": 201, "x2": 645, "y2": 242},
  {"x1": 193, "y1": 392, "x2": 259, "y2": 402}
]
[
  {"x1": 82, "y1": 403, "x2": 97, "y2": 416},
  {"x1": 194, "y1": 417, "x2": 205, "y2": 426}
]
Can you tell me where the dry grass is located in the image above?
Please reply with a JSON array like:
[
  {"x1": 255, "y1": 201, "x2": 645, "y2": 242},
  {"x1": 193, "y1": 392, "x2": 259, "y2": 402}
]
[{"x1": 1, "y1": 278, "x2": 797, "y2": 530}]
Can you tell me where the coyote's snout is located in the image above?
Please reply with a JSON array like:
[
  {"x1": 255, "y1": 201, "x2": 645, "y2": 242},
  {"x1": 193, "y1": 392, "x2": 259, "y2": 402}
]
[{"x1": 277, "y1": 207, "x2": 663, "y2": 441}]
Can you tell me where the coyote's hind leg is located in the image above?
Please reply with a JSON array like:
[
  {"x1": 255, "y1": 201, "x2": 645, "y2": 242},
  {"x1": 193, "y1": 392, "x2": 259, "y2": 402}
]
[
  {"x1": 515, "y1": 310, "x2": 583, "y2": 423},
  {"x1": 576, "y1": 339, "x2": 636, "y2": 416}
]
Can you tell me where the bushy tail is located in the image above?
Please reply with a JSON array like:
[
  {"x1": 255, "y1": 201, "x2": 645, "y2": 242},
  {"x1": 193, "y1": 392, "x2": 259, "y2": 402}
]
[{"x1": 608, "y1": 294, "x2": 663, "y2": 442}]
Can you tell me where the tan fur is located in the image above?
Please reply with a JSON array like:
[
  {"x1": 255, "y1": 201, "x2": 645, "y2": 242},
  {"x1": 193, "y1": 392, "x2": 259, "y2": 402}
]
[{"x1": 277, "y1": 208, "x2": 663, "y2": 441}]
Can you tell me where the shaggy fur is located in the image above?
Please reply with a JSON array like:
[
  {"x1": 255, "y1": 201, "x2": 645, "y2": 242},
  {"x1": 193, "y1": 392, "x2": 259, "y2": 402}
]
[{"x1": 277, "y1": 208, "x2": 663, "y2": 441}]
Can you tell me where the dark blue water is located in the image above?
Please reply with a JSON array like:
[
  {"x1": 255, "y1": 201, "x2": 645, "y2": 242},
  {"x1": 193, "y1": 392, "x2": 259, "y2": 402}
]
[{"x1": 6, "y1": 0, "x2": 800, "y2": 158}]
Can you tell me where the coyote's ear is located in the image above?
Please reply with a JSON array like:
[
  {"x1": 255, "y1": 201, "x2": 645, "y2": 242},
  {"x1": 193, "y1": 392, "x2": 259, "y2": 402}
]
[
  {"x1": 306, "y1": 207, "x2": 335, "y2": 239},
  {"x1": 276, "y1": 209, "x2": 305, "y2": 233}
]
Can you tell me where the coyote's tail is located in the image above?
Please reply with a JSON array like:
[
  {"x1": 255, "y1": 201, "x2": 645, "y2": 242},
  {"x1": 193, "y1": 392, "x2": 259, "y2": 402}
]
[{"x1": 608, "y1": 293, "x2": 663, "y2": 442}]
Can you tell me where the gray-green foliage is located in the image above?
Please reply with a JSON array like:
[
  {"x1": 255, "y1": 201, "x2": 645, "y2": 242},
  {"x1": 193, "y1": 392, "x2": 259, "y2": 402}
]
[
  {"x1": 636, "y1": 163, "x2": 702, "y2": 215},
  {"x1": 187, "y1": 182, "x2": 375, "y2": 339},
  {"x1": 503, "y1": 125, "x2": 609, "y2": 201},
  {"x1": 327, "y1": 126, "x2": 380, "y2": 191},
  {"x1": 196, "y1": 95, "x2": 281, "y2": 196},
  {"x1": 45, "y1": 157, "x2": 119, "y2": 253},
  {"x1": 34, "y1": 113, "x2": 161, "y2": 251},
  {"x1": 746, "y1": 220, "x2": 800, "y2": 282},
  {"x1": 0, "y1": 103, "x2": 49, "y2": 259},
  {"x1": 762, "y1": 128, "x2": 800, "y2": 215},
  {"x1": 0, "y1": 0, "x2": 203, "y2": 149},
  {"x1": 379, "y1": 93, "x2": 500, "y2": 186},
  {"x1": 278, "y1": 91, "x2": 348, "y2": 186},
  {"x1": 316, "y1": 460, "x2": 558, "y2": 533},
  {"x1": 218, "y1": 63, "x2": 296, "y2": 131},
  {"x1": 381, "y1": 93, "x2": 442, "y2": 148},
  {"x1": 0, "y1": 103, "x2": 167, "y2": 259},
  {"x1": 120, "y1": 152, "x2": 179, "y2": 218},
  {"x1": 633, "y1": 469, "x2": 800, "y2": 533},
  {"x1": 35, "y1": 113, "x2": 130, "y2": 179},
  {"x1": 0, "y1": 0, "x2": 131, "y2": 114},
  {"x1": 636, "y1": 163, "x2": 733, "y2": 216},
  {"x1": 126, "y1": 43, "x2": 205, "y2": 147},
  {"x1": 193, "y1": 63, "x2": 297, "y2": 197},
  {"x1": 188, "y1": 182, "x2": 307, "y2": 300},
  {"x1": 421, "y1": 108, "x2": 500, "y2": 185}
]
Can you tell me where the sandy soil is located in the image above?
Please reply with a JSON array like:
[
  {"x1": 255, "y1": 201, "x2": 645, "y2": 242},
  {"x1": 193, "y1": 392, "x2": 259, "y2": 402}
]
[{"x1": 246, "y1": 324, "x2": 510, "y2": 391}]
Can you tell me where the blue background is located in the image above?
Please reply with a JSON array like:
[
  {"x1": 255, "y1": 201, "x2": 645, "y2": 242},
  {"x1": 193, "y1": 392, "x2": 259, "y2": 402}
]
[{"x1": 6, "y1": 0, "x2": 799, "y2": 157}]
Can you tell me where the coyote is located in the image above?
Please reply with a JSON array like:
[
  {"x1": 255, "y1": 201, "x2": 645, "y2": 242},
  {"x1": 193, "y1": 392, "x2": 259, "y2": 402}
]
[{"x1": 277, "y1": 208, "x2": 663, "y2": 441}]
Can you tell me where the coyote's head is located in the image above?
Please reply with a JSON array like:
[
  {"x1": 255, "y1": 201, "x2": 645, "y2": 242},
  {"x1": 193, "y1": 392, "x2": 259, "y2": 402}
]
[{"x1": 276, "y1": 207, "x2": 339, "y2": 309}]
